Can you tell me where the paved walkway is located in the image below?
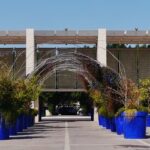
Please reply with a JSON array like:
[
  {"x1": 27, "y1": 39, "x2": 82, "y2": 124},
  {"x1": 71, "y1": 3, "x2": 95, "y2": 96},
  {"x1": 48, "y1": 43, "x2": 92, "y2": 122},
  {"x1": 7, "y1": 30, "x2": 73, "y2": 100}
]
[{"x1": 1, "y1": 117, "x2": 150, "y2": 150}]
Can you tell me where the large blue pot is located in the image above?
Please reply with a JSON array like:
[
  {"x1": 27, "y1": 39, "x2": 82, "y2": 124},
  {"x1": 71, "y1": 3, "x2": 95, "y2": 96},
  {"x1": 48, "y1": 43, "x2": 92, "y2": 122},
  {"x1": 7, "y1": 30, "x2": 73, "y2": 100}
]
[
  {"x1": 98, "y1": 115, "x2": 103, "y2": 126},
  {"x1": 123, "y1": 111, "x2": 147, "y2": 139},
  {"x1": 115, "y1": 114, "x2": 124, "y2": 135},
  {"x1": 102, "y1": 116, "x2": 107, "y2": 127},
  {"x1": 31, "y1": 116, "x2": 35, "y2": 126},
  {"x1": 27, "y1": 115, "x2": 32, "y2": 127},
  {"x1": 105, "y1": 118, "x2": 111, "y2": 129},
  {"x1": 146, "y1": 114, "x2": 150, "y2": 127},
  {"x1": 0, "y1": 118, "x2": 9, "y2": 140},
  {"x1": 16, "y1": 115, "x2": 23, "y2": 132},
  {"x1": 110, "y1": 118, "x2": 116, "y2": 132},
  {"x1": 23, "y1": 115, "x2": 28, "y2": 129},
  {"x1": 9, "y1": 122, "x2": 17, "y2": 135},
  {"x1": 26, "y1": 115, "x2": 30, "y2": 127},
  {"x1": 27, "y1": 115, "x2": 34, "y2": 127}
]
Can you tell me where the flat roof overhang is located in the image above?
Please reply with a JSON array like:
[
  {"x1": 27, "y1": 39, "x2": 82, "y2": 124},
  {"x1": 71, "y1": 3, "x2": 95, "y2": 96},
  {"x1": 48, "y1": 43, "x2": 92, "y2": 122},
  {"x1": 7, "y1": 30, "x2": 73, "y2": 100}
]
[
  {"x1": 0, "y1": 30, "x2": 150, "y2": 44},
  {"x1": 0, "y1": 30, "x2": 26, "y2": 44}
]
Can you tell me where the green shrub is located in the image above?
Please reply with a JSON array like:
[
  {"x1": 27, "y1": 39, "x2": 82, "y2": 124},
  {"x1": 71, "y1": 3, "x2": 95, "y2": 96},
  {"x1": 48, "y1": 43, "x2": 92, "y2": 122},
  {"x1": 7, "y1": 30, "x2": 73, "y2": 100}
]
[
  {"x1": 115, "y1": 107, "x2": 125, "y2": 117},
  {"x1": 98, "y1": 106, "x2": 108, "y2": 117},
  {"x1": 0, "y1": 65, "x2": 41, "y2": 124}
]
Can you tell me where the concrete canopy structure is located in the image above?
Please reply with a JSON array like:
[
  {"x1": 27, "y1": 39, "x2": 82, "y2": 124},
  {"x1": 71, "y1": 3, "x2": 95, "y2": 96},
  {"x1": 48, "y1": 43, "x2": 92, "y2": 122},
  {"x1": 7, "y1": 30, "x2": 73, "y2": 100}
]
[{"x1": 0, "y1": 29, "x2": 150, "y2": 44}]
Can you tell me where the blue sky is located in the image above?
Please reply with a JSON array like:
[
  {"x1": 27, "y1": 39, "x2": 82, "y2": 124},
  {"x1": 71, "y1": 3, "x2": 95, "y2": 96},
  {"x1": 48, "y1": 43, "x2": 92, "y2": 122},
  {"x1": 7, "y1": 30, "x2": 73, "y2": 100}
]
[{"x1": 0, "y1": 0, "x2": 149, "y2": 30}]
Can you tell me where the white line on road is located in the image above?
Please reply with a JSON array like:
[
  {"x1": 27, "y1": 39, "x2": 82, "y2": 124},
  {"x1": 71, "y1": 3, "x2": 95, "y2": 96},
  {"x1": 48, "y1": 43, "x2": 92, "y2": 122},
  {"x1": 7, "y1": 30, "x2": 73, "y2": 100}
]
[{"x1": 64, "y1": 122, "x2": 70, "y2": 150}]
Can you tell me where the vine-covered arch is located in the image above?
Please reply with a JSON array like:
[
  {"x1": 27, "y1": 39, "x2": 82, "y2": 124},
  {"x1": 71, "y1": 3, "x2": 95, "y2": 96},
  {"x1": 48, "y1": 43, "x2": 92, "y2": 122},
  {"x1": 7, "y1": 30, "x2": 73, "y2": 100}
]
[{"x1": 29, "y1": 52, "x2": 126, "y2": 105}]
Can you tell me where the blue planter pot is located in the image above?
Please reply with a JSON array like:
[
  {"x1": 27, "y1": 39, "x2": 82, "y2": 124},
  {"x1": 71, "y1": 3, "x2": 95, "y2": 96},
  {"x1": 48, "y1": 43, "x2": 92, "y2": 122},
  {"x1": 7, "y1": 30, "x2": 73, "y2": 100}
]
[
  {"x1": 26, "y1": 115, "x2": 30, "y2": 127},
  {"x1": 9, "y1": 122, "x2": 17, "y2": 135},
  {"x1": 0, "y1": 118, "x2": 9, "y2": 140},
  {"x1": 27, "y1": 115, "x2": 34, "y2": 127},
  {"x1": 98, "y1": 115, "x2": 103, "y2": 126},
  {"x1": 102, "y1": 116, "x2": 106, "y2": 127},
  {"x1": 16, "y1": 115, "x2": 23, "y2": 132},
  {"x1": 28, "y1": 115, "x2": 32, "y2": 127},
  {"x1": 23, "y1": 115, "x2": 28, "y2": 129},
  {"x1": 105, "y1": 118, "x2": 111, "y2": 129},
  {"x1": 110, "y1": 118, "x2": 116, "y2": 132},
  {"x1": 31, "y1": 116, "x2": 35, "y2": 126},
  {"x1": 123, "y1": 111, "x2": 147, "y2": 139},
  {"x1": 115, "y1": 114, "x2": 124, "y2": 135},
  {"x1": 146, "y1": 114, "x2": 150, "y2": 127}
]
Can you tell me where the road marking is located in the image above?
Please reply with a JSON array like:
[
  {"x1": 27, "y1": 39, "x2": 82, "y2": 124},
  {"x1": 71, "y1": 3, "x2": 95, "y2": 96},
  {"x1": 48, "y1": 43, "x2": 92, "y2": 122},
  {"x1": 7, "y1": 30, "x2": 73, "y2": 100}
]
[
  {"x1": 137, "y1": 139, "x2": 150, "y2": 147},
  {"x1": 64, "y1": 122, "x2": 70, "y2": 150}
]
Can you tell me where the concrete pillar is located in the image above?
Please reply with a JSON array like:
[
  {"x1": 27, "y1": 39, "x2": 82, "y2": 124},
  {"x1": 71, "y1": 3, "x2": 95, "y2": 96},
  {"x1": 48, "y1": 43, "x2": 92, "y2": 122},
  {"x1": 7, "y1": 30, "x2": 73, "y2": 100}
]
[
  {"x1": 26, "y1": 28, "x2": 35, "y2": 75},
  {"x1": 26, "y1": 29, "x2": 39, "y2": 122},
  {"x1": 97, "y1": 29, "x2": 107, "y2": 66},
  {"x1": 34, "y1": 98, "x2": 40, "y2": 123},
  {"x1": 94, "y1": 29, "x2": 107, "y2": 122},
  {"x1": 94, "y1": 107, "x2": 98, "y2": 123}
]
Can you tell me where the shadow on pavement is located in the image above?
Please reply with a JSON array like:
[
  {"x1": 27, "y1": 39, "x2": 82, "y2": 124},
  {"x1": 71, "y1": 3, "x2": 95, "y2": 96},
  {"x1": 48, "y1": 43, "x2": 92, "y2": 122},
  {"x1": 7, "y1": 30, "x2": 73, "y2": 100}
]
[
  {"x1": 10, "y1": 135, "x2": 46, "y2": 140},
  {"x1": 9, "y1": 120, "x2": 81, "y2": 140}
]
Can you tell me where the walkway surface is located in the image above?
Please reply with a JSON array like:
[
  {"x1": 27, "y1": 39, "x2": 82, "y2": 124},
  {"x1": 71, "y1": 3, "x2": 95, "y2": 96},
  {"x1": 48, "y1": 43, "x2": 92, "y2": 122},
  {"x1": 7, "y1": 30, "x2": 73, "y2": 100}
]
[{"x1": 1, "y1": 116, "x2": 150, "y2": 150}]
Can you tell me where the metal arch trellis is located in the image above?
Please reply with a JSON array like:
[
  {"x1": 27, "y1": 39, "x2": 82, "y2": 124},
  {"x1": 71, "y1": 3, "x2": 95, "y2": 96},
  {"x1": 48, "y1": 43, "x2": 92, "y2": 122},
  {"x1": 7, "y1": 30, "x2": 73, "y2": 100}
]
[
  {"x1": 12, "y1": 48, "x2": 57, "y2": 78},
  {"x1": 27, "y1": 51, "x2": 127, "y2": 105}
]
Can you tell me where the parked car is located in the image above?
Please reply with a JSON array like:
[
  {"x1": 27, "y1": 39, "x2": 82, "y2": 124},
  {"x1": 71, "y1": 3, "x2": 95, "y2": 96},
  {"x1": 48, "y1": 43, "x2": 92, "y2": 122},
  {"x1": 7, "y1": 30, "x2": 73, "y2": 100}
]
[{"x1": 57, "y1": 106, "x2": 78, "y2": 115}]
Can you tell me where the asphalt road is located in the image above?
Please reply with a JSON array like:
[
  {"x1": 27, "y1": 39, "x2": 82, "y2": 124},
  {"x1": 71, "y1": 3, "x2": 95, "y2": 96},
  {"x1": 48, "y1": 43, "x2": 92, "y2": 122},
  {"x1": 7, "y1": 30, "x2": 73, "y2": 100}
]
[{"x1": 1, "y1": 116, "x2": 150, "y2": 150}]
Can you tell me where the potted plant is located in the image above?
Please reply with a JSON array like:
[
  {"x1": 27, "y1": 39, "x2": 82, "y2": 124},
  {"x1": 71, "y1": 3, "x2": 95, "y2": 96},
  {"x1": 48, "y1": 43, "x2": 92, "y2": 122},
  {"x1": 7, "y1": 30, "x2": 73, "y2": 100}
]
[
  {"x1": 0, "y1": 64, "x2": 41, "y2": 139},
  {"x1": 115, "y1": 107, "x2": 125, "y2": 135},
  {"x1": 98, "y1": 88, "x2": 118, "y2": 132},
  {"x1": 0, "y1": 67, "x2": 18, "y2": 139},
  {"x1": 89, "y1": 89, "x2": 103, "y2": 125},
  {"x1": 89, "y1": 87, "x2": 118, "y2": 131},
  {"x1": 89, "y1": 89, "x2": 110, "y2": 128},
  {"x1": 24, "y1": 77, "x2": 41, "y2": 127},
  {"x1": 28, "y1": 108, "x2": 38, "y2": 126},
  {"x1": 139, "y1": 78, "x2": 150, "y2": 127},
  {"x1": 14, "y1": 77, "x2": 41, "y2": 130},
  {"x1": 98, "y1": 105, "x2": 108, "y2": 128},
  {"x1": 123, "y1": 79, "x2": 148, "y2": 139}
]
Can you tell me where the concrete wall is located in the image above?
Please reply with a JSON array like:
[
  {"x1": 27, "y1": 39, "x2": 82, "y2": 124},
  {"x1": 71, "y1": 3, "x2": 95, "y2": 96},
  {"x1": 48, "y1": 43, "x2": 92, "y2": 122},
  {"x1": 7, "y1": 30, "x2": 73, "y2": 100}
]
[
  {"x1": 0, "y1": 47, "x2": 150, "y2": 86},
  {"x1": 107, "y1": 48, "x2": 150, "y2": 83}
]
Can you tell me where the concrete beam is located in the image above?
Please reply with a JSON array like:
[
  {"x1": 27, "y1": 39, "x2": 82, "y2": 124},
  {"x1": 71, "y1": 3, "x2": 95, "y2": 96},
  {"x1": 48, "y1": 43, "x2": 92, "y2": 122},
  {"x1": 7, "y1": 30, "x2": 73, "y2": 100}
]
[{"x1": 0, "y1": 29, "x2": 150, "y2": 44}]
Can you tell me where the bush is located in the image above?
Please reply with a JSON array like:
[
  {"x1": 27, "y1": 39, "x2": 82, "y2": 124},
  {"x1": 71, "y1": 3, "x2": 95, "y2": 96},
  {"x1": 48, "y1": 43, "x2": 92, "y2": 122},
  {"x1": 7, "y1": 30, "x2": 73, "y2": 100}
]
[
  {"x1": 98, "y1": 106, "x2": 108, "y2": 117},
  {"x1": 115, "y1": 107, "x2": 125, "y2": 117},
  {"x1": 0, "y1": 65, "x2": 41, "y2": 124},
  {"x1": 139, "y1": 78, "x2": 150, "y2": 107},
  {"x1": 0, "y1": 67, "x2": 18, "y2": 124},
  {"x1": 14, "y1": 77, "x2": 41, "y2": 115}
]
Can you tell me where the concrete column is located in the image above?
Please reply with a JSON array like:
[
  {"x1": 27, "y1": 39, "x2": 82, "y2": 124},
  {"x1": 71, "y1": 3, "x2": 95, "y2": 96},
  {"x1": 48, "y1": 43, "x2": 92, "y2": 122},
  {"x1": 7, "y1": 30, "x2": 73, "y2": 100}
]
[
  {"x1": 94, "y1": 29, "x2": 107, "y2": 122},
  {"x1": 34, "y1": 98, "x2": 40, "y2": 123},
  {"x1": 26, "y1": 28, "x2": 35, "y2": 75},
  {"x1": 94, "y1": 107, "x2": 98, "y2": 123},
  {"x1": 26, "y1": 29, "x2": 39, "y2": 122},
  {"x1": 97, "y1": 29, "x2": 107, "y2": 66}
]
